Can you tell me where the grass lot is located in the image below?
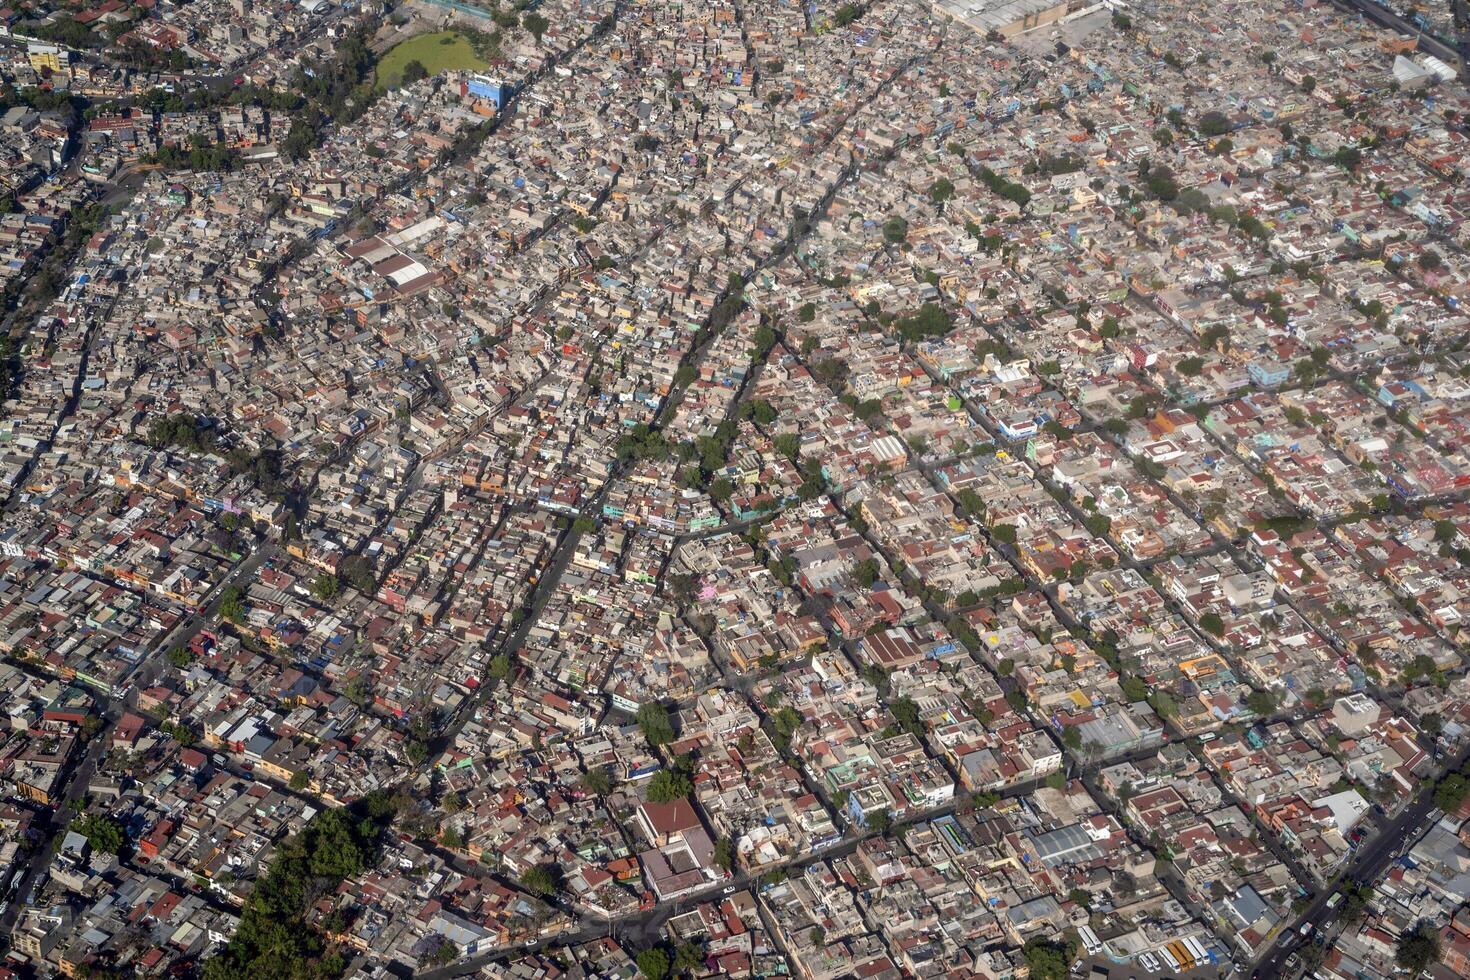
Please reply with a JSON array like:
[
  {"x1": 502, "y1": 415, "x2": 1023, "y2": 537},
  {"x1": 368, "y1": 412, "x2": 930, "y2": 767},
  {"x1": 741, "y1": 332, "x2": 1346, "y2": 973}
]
[{"x1": 376, "y1": 31, "x2": 488, "y2": 91}]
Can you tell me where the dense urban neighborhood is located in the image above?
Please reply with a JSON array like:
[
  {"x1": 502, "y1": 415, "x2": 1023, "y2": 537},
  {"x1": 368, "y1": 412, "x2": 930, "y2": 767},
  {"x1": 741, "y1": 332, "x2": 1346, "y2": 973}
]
[{"x1": 1, "y1": 0, "x2": 1469, "y2": 977}]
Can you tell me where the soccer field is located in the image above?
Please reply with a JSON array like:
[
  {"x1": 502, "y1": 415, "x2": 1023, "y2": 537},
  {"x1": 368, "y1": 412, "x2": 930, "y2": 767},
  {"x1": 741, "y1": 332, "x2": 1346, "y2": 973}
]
[{"x1": 376, "y1": 31, "x2": 489, "y2": 90}]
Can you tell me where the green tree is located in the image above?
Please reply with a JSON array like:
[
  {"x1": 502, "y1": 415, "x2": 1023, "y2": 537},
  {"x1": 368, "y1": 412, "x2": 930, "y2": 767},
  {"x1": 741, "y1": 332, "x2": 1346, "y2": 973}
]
[
  {"x1": 522, "y1": 12, "x2": 550, "y2": 45},
  {"x1": 75, "y1": 813, "x2": 127, "y2": 855},
  {"x1": 636, "y1": 948, "x2": 670, "y2": 980},
  {"x1": 1148, "y1": 690, "x2": 1178, "y2": 718},
  {"x1": 289, "y1": 770, "x2": 310, "y2": 791},
  {"x1": 674, "y1": 942, "x2": 706, "y2": 972},
  {"x1": 1198, "y1": 612, "x2": 1225, "y2": 637},
  {"x1": 1434, "y1": 772, "x2": 1470, "y2": 812},
  {"x1": 882, "y1": 216, "x2": 909, "y2": 244},
  {"x1": 1023, "y1": 937, "x2": 1074, "y2": 980},
  {"x1": 400, "y1": 59, "x2": 429, "y2": 85},
  {"x1": 1395, "y1": 921, "x2": 1441, "y2": 975},
  {"x1": 311, "y1": 573, "x2": 340, "y2": 601},
  {"x1": 520, "y1": 864, "x2": 557, "y2": 897},
  {"x1": 1245, "y1": 690, "x2": 1276, "y2": 715},
  {"x1": 581, "y1": 766, "x2": 613, "y2": 797},
  {"x1": 866, "y1": 808, "x2": 892, "y2": 834},
  {"x1": 646, "y1": 769, "x2": 693, "y2": 803},
  {"x1": 637, "y1": 702, "x2": 675, "y2": 746},
  {"x1": 218, "y1": 585, "x2": 246, "y2": 623},
  {"x1": 1176, "y1": 356, "x2": 1204, "y2": 377},
  {"x1": 853, "y1": 557, "x2": 882, "y2": 588},
  {"x1": 1198, "y1": 111, "x2": 1231, "y2": 136}
]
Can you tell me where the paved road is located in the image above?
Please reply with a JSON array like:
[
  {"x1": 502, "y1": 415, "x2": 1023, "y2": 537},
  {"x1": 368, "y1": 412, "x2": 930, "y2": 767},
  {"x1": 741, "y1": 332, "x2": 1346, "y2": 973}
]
[
  {"x1": 0, "y1": 539, "x2": 275, "y2": 934},
  {"x1": 1248, "y1": 747, "x2": 1462, "y2": 980}
]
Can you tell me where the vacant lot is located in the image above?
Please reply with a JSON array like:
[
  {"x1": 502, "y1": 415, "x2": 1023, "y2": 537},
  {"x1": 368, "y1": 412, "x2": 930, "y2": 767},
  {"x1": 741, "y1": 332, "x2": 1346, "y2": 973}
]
[{"x1": 376, "y1": 31, "x2": 488, "y2": 90}]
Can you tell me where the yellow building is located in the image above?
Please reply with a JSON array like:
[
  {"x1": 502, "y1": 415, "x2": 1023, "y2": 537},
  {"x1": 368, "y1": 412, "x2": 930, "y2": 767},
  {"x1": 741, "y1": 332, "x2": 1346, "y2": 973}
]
[{"x1": 27, "y1": 43, "x2": 70, "y2": 73}]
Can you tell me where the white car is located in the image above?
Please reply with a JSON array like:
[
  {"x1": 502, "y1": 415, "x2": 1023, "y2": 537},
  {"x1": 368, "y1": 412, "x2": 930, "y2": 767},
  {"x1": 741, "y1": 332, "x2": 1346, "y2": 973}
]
[{"x1": 723, "y1": 885, "x2": 737, "y2": 895}]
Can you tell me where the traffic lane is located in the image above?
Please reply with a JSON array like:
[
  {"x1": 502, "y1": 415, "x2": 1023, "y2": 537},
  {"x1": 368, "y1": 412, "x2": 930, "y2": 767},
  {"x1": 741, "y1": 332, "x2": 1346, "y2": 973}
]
[{"x1": 1251, "y1": 787, "x2": 1436, "y2": 980}]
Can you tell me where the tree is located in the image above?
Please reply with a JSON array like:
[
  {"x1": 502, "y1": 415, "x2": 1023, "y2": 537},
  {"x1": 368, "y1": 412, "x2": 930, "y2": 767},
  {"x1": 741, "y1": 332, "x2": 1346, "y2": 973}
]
[
  {"x1": 522, "y1": 12, "x2": 550, "y2": 45},
  {"x1": 1148, "y1": 690, "x2": 1178, "y2": 718},
  {"x1": 1198, "y1": 111, "x2": 1231, "y2": 137},
  {"x1": 1045, "y1": 771, "x2": 1067, "y2": 790},
  {"x1": 572, "y1": 516, "x2": 597, "y2": 534},
  {"x1": 289, "y1": 770, "x2": 310, "y2": 791},
  {"x1": 75, "y1": 813, "x2": 127, "y2": 855},
  {"x1": 581, "y1": 766, "x2": 613, "y2": 797},
  {"x1": 311, "y1": 573, "x2": 340, "y2": 602},
  {"x1": 646, "y1": 769, "x2": 693, "y2": 803},
  {"x1": 714, "y1": 837, "x2": 735, "y2": 872},
  {"x1": 520, "y1": 864, "x2": 557, "y2": 897},
  {"x1": 866, "y1": 808, "x2": 892, "y2": 834},
  {"x1": 853, "y1": 557, "x2": 882, "y2": 589},
  {"x1": 882, "y1": 216, "x2": 909, "y2": 244},
  {"x1": 488, "y1": 654, "x2": 513, "y2": 681},
  {"x1": 218, "y1": 585, "x2": 246, "y2": 624},
  {"x1": 1023, "y1": 937, "x2": 1074, "y2": 980},
  {"x1": 1434, "y1": 772, "x2": 1470, "y2": 812},
  {"x1": 890, "y1": 696, "x2": 923, "y2": 738},
  {"x1": 166, "y1": 645, "x2": 193, "y2": 669},
  {"x1": 204, "y1": 793, "x2": 399, "y2": 980},
  {"x1": 1176, "y1": 356, "x2": 1204, "y2": 377},
  {"x1": 1395, "y1": 921, "x2": 1441, "y2": 976},
  {"x1": 636, "y1": 948, "x2": 671, "y2": 980},
  {"x1": 928, "y1": 177, "x2": 955, "y2": 204},
  {"x1": 340, "y1": 554, "x2": 377, "y2": 593},
  {"x1": 1246, "y1": 690, "x2": 1277, "y2": 716},
  {"x1": 991, "y1": 524, "x2": 1017, "y2": 545},
  {"x1": 1198, "y1": 612, "x2": 1225, "y2": 637},
  {"x1": 637, "y1": 702, "x2": 675, "y2": 746},
  {"x1": 401, "y1": 59, "x2": 429, "y2": 85},
  {"x1": 674, "y1": 942, "x2": 706, "y2": 972}
]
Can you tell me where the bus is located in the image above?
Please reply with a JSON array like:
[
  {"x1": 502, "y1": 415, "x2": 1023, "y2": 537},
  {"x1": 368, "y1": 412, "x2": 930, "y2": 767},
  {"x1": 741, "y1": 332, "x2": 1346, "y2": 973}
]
[
  {"x1": 1157, "y1": 944, "x2": 1183, "y2": 971},
  {"x1": 1078, "y1": 925, "x2": 1103, "y2": 957},
  {"x1": 1166, "y1": 940, "x2": 1196, "y2": 970}
]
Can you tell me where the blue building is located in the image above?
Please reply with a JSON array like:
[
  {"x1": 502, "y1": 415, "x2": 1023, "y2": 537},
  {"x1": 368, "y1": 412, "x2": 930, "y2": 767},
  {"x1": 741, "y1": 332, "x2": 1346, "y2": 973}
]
[
  {"x1": 1247, "y1": 359, "x2": 1291, "y2": 388},
  {"x1": 466, "y1": 74, "x2": 511, "y2": 109}
]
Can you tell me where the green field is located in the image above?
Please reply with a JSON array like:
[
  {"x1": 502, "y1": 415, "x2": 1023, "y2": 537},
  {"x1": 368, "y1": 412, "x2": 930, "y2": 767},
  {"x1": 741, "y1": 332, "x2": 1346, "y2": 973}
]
[{"x1": 376, "y1": 31, "x2": 489, "y2": 91}]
